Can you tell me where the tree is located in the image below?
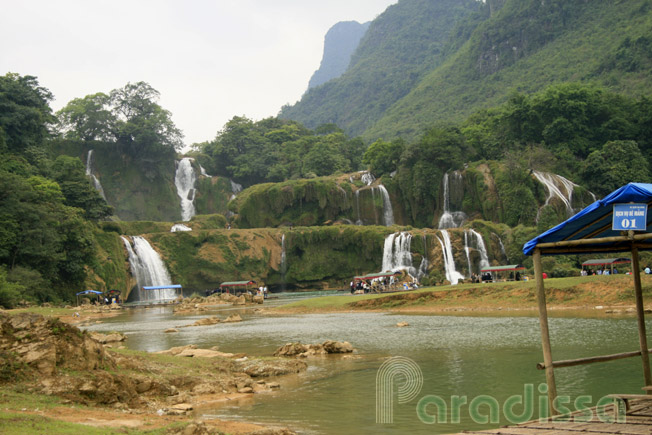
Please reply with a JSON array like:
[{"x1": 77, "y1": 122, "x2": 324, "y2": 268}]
[
  {"x1": 581, "y1": 140, "x2": 651, "y2": 195},
  {"x1": 51, "y1": 155, "x2": 112, "y2": 220},
  {"x1": 109, "y1": 82, "x2": 183, "y2": 155},
  {"x1": 0, "y1": 73, "x2": 54, "y2": 152},
  {"x1": 56, "y1": 93, "x2": 115, "y2": 141},
  {"x1": 362, "y1": 138, "x2": 404, "y2": 176}
]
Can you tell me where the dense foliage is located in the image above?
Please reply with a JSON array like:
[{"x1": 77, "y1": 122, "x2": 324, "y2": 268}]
[
  {"x1": 0, "y1": 73, "x2": 112, "y2": 307},
  {"x1": 198, "y1": 117, "x2": 366, "y2": 187},
  {"x1": 56, "y1": 81, "x2": 183, "y2": 158}
]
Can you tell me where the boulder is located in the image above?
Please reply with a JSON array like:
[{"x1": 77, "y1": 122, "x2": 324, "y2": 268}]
[
  {"x1": 236, "y1": 358, "x2": 307, "y2": 377},
  {"x1": 191, "y1": 316, "x2": 221, "y2": 326},
  {"x1": 273, "y1": 341, "x2": 355, "y2": 358},
  {"x1": 396, "y1": 322, "x2": 409, "y2": 327},
  {"x1": 224, "y1": 314, "x2": 242, "y2": 323},
  {"x1": 253, "y1": 295, "x2": 264, "y2": 304}
]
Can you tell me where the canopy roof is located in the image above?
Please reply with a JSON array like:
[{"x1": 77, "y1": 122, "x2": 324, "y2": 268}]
[
  {"x1": 220, "y1": 280, "x2": 255, "y2": 287},
  {"x1": 354, "y1": 272, "x2": 401, "y2": 281},
  {"x1": 581, "y1": 257, "x2": 631, "y2": 267},
  {"x1": 142, "y1": 285, "x2": 182, "y2": 290},
  {"x1": 480, "y1": 265, "x2": 525, "y2": 273},
  {"x1": 76, "y1": 290, "x2": 103, "y2": 295},
  {"x1": 523, "y1": 183, "x2": 652, "y2": 256}
]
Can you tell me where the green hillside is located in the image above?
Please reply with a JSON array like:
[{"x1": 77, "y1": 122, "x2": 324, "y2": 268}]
[
  {"x1": 281, "y1": 0, "x2": 652, "y2": 143},
  {"x1": 279, "y1": 0, "x2": 482, "y2": 137}
]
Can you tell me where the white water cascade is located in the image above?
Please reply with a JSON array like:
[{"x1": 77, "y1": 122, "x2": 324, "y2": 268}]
[
  {"x1": 382, "y1": 232, "x2": 417, "y2": 276},
  {"x1": 280, "y1": 234, "x2": 287, "y2": 291},
  {"x1": 121, "y1": 236, "x2": 174, "y2": 301},
  {"x1": 376, "y1": 185, "x2": 395, "y2": 226},
  {"x1": 171, "y1": 224, "x2": 192, "y2": 232},
  {"x1": 355, "y1": 190, "x2": 363, "y2": 225},
  {"x1": 230, "y1": 180, "x2": 243, "y2": 200},
  {"x1": 199, "y1": 165, "x2": 212, "y2": 178},
  {"x1": 532, "y1": 170, "x2": 578, "y2": 219},
  {"x1": 85, "y1": 150, "x2": 106, "y2": 200},
  {"x1": 438, "y1": 172, "x2": 467, "y2": 229},
  {"x1": 463, "y1": 229, "x2": 490, "y2": 276},
  {"x1": 361, "y1": 171, "x2": 376, "y2": 186},
  {"x1": 436, "y1": 230, "x2": 465, "y2": 285},
  {"x1": 175, "y1": 158, "x2": 197, "y2": 221},
  {"x1": 417, "y1": 234, "x2": 429, "y2": 279}
]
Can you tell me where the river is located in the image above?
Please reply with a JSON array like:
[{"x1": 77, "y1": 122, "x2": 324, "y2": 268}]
[{"x1": 83, "y1": 293, "x2": 649, "y2": 434}]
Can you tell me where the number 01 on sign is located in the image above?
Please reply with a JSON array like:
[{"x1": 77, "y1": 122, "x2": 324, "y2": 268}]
[{"x1": 612, "y1": 203, "x2": 648, "y2": 231}]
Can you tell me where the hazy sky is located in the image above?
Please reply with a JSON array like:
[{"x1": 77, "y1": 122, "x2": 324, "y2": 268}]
[{"x1": 1, "y1": 0, "x2": 397, "y2": 146}]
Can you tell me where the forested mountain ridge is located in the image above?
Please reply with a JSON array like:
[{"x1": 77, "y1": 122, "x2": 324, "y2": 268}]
[
  {"x1": 279, "y1": 0, "x2": 482, "y2": 137},
  {"x1": 281, "y1": 0, "x2": 652, "y2": 143}
]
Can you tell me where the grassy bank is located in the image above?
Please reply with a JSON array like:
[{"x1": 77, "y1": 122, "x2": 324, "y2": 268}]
[{"x1": 277, "y1": 274, "x2": 652, "y2": 313}]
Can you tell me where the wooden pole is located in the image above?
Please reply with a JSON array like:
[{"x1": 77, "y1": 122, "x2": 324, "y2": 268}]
[
  {"x1": 631, "y1": 245, "x2": 652, "y2": 391},
  {"x1": 537, "y1": 348, "x2": 652, "y2": 370},
  {"x1": 534, "y1": 248, "x2": 558, "y2": 414}
]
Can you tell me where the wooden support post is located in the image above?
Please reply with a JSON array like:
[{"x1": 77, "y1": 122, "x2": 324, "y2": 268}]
[
  {"x1": 631, "y1": 245, "x2": 652, "y2": 391},
  {"x1": 534, "y1": 248, "x2": 558, "y2": 414}
]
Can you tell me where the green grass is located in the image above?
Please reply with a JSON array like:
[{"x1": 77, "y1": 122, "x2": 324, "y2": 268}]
[
  {"x1": 0, "y1": 412, "x2": 179, "y2": 434},
  {"x1": 8, "y1": 307, "x2": 77, "y2": 317}
]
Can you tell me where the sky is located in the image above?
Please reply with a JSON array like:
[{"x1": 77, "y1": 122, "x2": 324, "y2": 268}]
[{"x1": 1, "y1": 0, "x2": 397, "y2": 147}]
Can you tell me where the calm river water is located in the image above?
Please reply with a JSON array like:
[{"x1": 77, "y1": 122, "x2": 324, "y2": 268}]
[{"x1": 84, "y1": 292, "x2": 649, "y2": 434}]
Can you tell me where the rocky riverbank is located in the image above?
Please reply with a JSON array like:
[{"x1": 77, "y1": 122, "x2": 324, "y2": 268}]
[{"x1": 0, "y1": 311, "x2": 303, "y2": 434}]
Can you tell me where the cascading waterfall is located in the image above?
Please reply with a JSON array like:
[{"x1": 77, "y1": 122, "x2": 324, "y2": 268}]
[
  {"x1": 438, "y1": 171, "x2": 467, "y2": 229},
  {"x1": 382, "y1": 232, "x2": 417, "y2": 277},
  {"x1": 175, "y1": 158, "x2": 197, "y2": 221},
  {"x1": 280, "y1": 234, "x2": 287, "y2": 291},
  {"x1": 230, "y1": 180, "x2": 243, "y2": 200},
  {"x1": 85, "y1": 150, "x2": 106, "y2": 199},
  {"x1": 417, "y1": 234, "x2": 428, "y2": 279},
  {"x1": 463, "y1": 229, "x2": 491, "y2": 276},
  {"x1": 171, "y1": 224, "x2": 192, "y2": 232},
  {"x1": 436, "y1": 230, "x2": 464, "y2": 285},
  {"x1": 494, "y1": 233, "x2": 508, "y2": 263},
  {"x1": 361, "y1": 171, "x2": 376, "y2": 186},
  {"x1": 121, "y1": 236, "x2": 174, "y2": 301},
  {"x1": 199, "y1": 165, "x2": 212, "y2": 177},
  {"x1": 532, "y1": 170, "x2": 577, "y2": 219},
  {"x1": 355, "y1": 190, "x2": 363, "y2": 225},
  {"x1": 376, "y1": 185, "x2": 394, "y2": 226}
]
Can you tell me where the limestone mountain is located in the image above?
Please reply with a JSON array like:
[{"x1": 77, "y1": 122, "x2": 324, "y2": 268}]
[
  {"x1": 308, "y1": 21, "x2": 370, "y2": 89},
  {"x1": 281, "y1": 0, "x2": 652, "y2": 142}
]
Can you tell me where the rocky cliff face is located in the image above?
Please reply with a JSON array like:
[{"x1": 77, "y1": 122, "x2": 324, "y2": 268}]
[{"x1": 308, "y1": 21, "x2": 370, "y2": 89}]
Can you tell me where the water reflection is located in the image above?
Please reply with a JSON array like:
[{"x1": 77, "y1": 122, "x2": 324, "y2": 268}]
[{"x1": 83, "y1": 293, "x2": 651, "y2": 434}]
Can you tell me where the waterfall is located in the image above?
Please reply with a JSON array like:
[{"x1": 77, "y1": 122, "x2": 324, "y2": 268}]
[
  {"x1": 470, "y1": 229, "x2": 490, "y2": 270},
  {"x1": 532, "y1": 170, "x2": 577, "y2": 218},
  {"x1": 85, "y1": 150, "x2": 106, "y2": 200},
  {"x1": 230, "y1": 180, "x2": 243, "y2": 200},
  {"x1": 417, "y1": 234, "x2": 428, "y2": 279},
  {"x1": 175, "y1": 158, "x2": 197, "y2": 221},
  {"x1": 438, "y1": 172, "x2": 467, "y2": 229},
  {"x1": 464, "y1": 232, "x2": 472, "y2": 277},
  {"x1": 361, "y1": 171, "x2": 376, "y2": 186},
  {"x1": 436, "y1": 230, "x2": 464, "y2": 285},
  {"x1": 280, "y1": 234, "x2": 287, "y2": 291},
  {"x1": 121, "y1": 236, "x2": 175, "y2": 301},
  {"x1": 355, "y1": 190, "x2": 363, "y2": 225},
  {"x1": 494, "y1": 233, "x2": 508, "y2": 263},
  {"x1": 382, "y1": 232, "x2": 417, "y2": 276},
  {"x1": 199, "y1": 165, "x2": 212, "y2": 177},
  {"x1": 376, "y1": 185, "x2": 394, "y2": 226},
  {"x1": 171, "y1": 224, "x2": 192, "y2": 232}
]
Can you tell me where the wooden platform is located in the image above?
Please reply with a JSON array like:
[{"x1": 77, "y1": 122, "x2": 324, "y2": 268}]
[{"x1": 455, "y1": 398, "x2": 652, "y2": 435}]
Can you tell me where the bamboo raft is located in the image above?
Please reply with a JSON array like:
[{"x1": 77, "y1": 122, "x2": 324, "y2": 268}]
[{"x1": 455, "y1": 398, "x2": 652, "y2": 434}]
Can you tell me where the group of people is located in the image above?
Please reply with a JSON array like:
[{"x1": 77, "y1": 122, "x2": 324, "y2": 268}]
[
  {"x1": 349, "y1": 275, "x2": 418, "y2": 294},
  {"x1": 257, "y1": 285, "x2": 269, "y2": 298}
]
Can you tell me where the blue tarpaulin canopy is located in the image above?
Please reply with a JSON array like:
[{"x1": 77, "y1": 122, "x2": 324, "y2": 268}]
[
  {"x1": 524, "y1": 183, "x2": 652, "y2": 413},
  {"x1": 523, "y1": 183, "x2": 652, "y2": 256},
  {"x1": 76, "y1": 290, "x2": 103, "y2": 295},
  {"x1": 142, "y1": 285, "x2": 182, "y2": 290}
]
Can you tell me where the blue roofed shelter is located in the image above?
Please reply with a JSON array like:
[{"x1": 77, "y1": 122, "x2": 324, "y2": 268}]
[{"x1": 523, "y1": 183, "x2": 652, "y2": 413}]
